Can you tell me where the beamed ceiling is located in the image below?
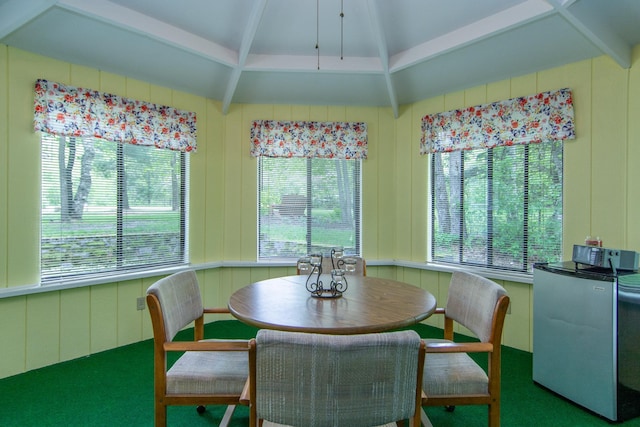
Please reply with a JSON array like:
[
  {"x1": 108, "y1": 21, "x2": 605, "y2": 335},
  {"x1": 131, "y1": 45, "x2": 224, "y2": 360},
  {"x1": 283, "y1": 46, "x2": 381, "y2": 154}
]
[{"x1": 1, "y1": 0, "x2": 639, "y2": 117}]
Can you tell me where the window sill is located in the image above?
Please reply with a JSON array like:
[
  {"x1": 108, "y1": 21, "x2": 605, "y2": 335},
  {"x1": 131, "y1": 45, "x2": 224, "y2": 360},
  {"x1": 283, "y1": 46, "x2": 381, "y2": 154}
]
[
  {"x1": 398, "y1": 260, "x2": 533, "y2": 284},
  {"x1": 0, "y1": 259, "x2": 532, "y2": 299}
]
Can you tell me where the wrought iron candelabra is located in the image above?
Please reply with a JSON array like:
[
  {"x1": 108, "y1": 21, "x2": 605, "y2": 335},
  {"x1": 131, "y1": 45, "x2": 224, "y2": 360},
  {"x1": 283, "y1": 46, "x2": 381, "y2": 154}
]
[{"x1": 297, "y1": 247, "x2": 353, "y2": 298}]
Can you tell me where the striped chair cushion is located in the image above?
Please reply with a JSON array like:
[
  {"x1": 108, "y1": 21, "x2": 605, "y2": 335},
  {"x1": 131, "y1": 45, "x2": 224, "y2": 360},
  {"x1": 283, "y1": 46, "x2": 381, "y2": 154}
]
[
  {"x1": 146, "y1": 270, "x2": 204, "y2": 342},
  {"x1": 422, "y1": 338, "x2": 488, "y2": 396},
  {"x1": 166, "y1": 339, "x2": 249, "y2": 395},
  {"x1": 445, "y1": 271, "x2": 508, "y2": 343},
  {"x1": 262, "y1": 422, "x2": 398, "y2": 427},
  {"x1": 255, "y1": 329, "x2": 421, "y2": 427}
]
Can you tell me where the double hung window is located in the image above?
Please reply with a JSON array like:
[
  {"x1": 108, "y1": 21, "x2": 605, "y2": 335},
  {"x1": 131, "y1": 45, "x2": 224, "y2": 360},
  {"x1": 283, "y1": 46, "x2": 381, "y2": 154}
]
[
  {"x1": 251, "y1": 119, "x2": 367, "y2": 260},
  {"x1": 258, "y1": 157, "x2": 361, "y2": 259},
  {"x1": 41, "y1": 135, "x2": 188, "y2": 281},
  {"x1": 430, "y1": 142, "x2": 562, "y2": 272},
  {"x1": 34, "y1": 79, "x2": 196, "y2": 283},
  {"x1": 422, "y1": 88, "x2": 574, "y2": 273}
]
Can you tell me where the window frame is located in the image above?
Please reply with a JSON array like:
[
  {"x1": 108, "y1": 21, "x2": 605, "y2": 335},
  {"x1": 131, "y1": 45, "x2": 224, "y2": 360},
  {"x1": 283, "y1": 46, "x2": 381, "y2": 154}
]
[
  {"x1": 428, "y1": 142, "x2": 563, "y2": 274},
  {"x1": 40, "y1": 134, "x2": 190, "y2": 284},
  {"x1": 257, "y1": 156, "x2": 362, "y2": 261}
]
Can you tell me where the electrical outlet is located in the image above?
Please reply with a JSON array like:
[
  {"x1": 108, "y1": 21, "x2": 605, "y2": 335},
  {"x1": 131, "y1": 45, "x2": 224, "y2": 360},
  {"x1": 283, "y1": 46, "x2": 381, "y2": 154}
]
[{"x1": 136, "y1": 297, "x2": 146, "y2": 311}]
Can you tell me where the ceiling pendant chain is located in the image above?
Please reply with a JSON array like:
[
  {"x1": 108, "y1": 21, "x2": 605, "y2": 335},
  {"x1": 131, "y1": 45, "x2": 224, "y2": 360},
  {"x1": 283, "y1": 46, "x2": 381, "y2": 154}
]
[
  {"x1": 316, "y1": 0, "x2": 345, "y2": 69},
  {"x1": 316, "y1": 0, "x2": 320, "y2": 70},
  {"x1": 340, "y1": 0, "x2": 344, "y2": 60}
]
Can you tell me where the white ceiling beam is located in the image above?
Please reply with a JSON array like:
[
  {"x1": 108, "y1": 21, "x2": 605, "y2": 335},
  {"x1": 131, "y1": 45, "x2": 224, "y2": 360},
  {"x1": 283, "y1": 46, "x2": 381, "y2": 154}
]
[
  {"x1": 57, "y1": 0, "x2": 237, "y2": 66},
  {"x1": 222, "y1": 0, "x2": 268, "y2": 114},
  {"x1": 0, "y1": 0, "x2": 56, "y2": 39},
  {"x1": 546, "y1": 0, "x2": 631, "y2": 68},
  {"x1": 366, "y1": 0, "x2": 398, "y2": 118},
  {"x1": 245, "y1": 54, "x2": 382, "y2": 73},
  {"x1": 390, "y1": 0, "x2": 555, "y2": 73}
]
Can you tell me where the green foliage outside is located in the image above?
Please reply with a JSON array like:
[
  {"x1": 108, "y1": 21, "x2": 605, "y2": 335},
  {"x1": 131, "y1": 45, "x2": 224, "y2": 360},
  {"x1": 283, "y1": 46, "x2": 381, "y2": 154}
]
[
  {"x1": 432, "y1": 142, "x2": 563, "y2": 272},
  {"x1": 41, "y1": 135, "x2": 185, "y2": 279},
  {"x1": 258, "y1": 157, "x2": 359, "y2": 259},
  {"x1": 42, "y1": 211, "x2": 180, "y2": 237},
  {"x1": 263, "y1": 210, "x2": 351, "y2": 244}
]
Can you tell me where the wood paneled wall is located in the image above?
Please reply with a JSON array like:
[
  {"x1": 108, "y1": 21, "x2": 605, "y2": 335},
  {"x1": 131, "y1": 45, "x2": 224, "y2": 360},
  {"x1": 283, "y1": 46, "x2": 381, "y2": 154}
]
[{"x1": 0, "y1": 44, "x2": 639, "y2": 378}]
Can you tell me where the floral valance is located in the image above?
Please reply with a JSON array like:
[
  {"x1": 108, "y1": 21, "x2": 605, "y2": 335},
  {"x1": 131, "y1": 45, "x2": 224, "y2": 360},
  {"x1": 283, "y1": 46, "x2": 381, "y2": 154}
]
[
  {"x1": 420, "y1": 88, "x2": 575, "y2": 154},
  {"x1": 250, "y1": 120, "x2": 367, "y2": 159},
  {"x1": 33, "y1": 79, "x2": 197, "y2": 152}
]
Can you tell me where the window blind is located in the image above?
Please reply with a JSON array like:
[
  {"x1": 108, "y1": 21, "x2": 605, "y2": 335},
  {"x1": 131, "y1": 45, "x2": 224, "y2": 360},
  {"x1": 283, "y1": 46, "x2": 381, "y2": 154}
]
[
  {"x1": 258, "y1": 157, "x2": 361, "y2": 260},
  {"x1": 430, "y1": 141, "x2": 562, "y2": 272},
  {"x1": 41, "y1": 134, "x2": 188, "y2": 282}
]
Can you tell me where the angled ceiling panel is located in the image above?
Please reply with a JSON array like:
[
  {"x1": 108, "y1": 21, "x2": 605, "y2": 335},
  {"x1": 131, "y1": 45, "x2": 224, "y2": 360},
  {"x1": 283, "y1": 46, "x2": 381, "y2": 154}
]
[
  {"x1": 1, "y1": 0, "x2": 638, "y2": 115},
  {"x1": 393, "y1": 13, "x2": 604, "y2": 104},
  {"x1": 233, "y1": 70, "x2": 390, "y2": 107},
  {"x1": 1, "y1": 6, "x2": 234, "y2": 99}
]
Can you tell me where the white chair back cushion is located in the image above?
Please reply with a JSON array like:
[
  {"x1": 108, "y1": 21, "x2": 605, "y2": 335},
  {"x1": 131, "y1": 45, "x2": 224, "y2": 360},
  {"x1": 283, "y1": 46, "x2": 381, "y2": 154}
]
[
  {"x1": 146, "y1": 270, "x2": 203, "y2": 342},
  {"x1": 255, "y1": 329, "x2": 421, "y2": 427},
  {"x1": 339, "y1": 256, "x2": 366, "y2": 276},
  {"x1": 445, "y1": 271, "x2": 507, "y2": 342},
  {"x1": 299, "y1": 256, "x2": 366, "y2": 276}
]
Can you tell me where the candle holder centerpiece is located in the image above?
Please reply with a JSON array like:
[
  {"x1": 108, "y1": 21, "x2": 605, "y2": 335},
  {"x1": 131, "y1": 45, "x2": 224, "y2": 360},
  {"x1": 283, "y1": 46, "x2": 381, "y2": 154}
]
[{"x1": 297, "y1": 247, "x2": 350, "y2": 298}]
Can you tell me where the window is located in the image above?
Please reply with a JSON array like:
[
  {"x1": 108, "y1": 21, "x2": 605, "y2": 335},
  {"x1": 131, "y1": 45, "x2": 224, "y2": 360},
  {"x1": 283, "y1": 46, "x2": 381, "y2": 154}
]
[
  {"x1": 430, "y1": 141, "x2": 562, "y2": 273},
  {"x1": 258, "y1": 157, "x2": 361, "y2": 259},
  {"x1": 41, "y1": 134, "x2": 188, "y2": 282}
]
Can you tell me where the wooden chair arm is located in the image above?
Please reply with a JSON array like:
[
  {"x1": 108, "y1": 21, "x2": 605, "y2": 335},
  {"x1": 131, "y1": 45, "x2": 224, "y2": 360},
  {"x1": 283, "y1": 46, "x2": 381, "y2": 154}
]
[
  {"x1": 164, "y1": 340, "x2": 250, "y2": 352},
  {"x1": 425, "y1": 341, "x2": 493, "y2": 353},
  {"x1": 433, "y1": 307, "x2": 446, "y2": 315},
  {"x1": 239, "y1": 378, "x2": 251, "y2": 406},
  {"x1": 204, "y1": 307, "x2": 231, "y2": 314}
]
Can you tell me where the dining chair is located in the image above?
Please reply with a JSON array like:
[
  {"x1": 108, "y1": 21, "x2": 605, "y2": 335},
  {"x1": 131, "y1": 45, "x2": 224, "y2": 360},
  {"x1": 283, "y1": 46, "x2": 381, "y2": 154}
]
[
  {"x1": 242, "y1": 329, "x2": 425, "y2": 427},
  {"x1": 146, "y1": 270, "x2": 250, "y2": 427},
  {"x1": 421, "y1": 271, "x2": 510, "y2": 427},
  {"x1": 296, "y1": 255, "x2": 367, "y2": 276},
  {"x1": 341, "y1": 255, "x2": 367, "y2": 276}
]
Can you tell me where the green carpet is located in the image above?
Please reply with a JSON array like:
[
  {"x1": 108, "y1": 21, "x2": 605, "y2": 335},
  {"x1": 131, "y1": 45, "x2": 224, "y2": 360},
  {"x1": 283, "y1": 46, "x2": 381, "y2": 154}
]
[{"x1": 1, "y1": 320, "x2": 638, "y2": 426}]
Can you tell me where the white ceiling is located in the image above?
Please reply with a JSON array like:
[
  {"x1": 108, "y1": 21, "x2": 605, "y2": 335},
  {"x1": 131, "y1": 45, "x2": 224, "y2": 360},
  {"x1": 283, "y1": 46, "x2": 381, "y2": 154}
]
[{"x1": 2, "y1": 0, "x2": 640, "y2": 117}]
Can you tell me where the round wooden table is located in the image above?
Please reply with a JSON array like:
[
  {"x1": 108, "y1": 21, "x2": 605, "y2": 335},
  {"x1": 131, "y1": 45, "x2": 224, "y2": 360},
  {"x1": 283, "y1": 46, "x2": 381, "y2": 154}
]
[{"x1": 228, "y1": 275, "x2": 437, "y2": 334}]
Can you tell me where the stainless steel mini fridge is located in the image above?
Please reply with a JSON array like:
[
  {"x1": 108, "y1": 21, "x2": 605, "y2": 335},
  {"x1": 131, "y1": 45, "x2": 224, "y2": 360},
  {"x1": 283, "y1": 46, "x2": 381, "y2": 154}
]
[{"x1": 533, "y1": 262, "x2": 640, "y2": 421}]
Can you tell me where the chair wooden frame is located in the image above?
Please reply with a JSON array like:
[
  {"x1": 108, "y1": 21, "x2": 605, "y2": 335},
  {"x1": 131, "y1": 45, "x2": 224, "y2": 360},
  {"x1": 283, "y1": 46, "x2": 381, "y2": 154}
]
[
  {"x1": 147, "y1": 275, "x2": 250, "y2": 427},
  {"x1": 242, "y1": 331, "x2": 425, "y2": 427},
  {"x1": 421, "y1": 274, "x2": 510, "y2": 427}
]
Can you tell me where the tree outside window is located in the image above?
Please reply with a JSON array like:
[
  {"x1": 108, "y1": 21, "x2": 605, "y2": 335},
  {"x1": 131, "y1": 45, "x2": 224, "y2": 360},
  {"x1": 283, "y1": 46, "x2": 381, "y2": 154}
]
[
  {"x1": 41, "y1": 134, "x2": 188, "y2": 282},
  {"x1": 258, "y1": 157, "x2": 361, "y2": 260},
  {"x1": 430, "y1": 141, "x2": 563, "y2": 272}
]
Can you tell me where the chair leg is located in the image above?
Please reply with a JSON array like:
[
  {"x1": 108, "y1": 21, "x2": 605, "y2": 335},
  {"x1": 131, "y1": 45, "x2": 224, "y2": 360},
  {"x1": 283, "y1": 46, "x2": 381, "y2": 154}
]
[
  {"x1": 420, "y1": 408, "x2": 433, "y2": 427},
  {"x1": 488, "y1": 403, "x2": 500, "y2": 427},
  {"x1": 220, "y1": 405, "x2": 236, "y2": 427},
  {"x1": 155, "y1": 402, "x2": 167, "y2": 427}
]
